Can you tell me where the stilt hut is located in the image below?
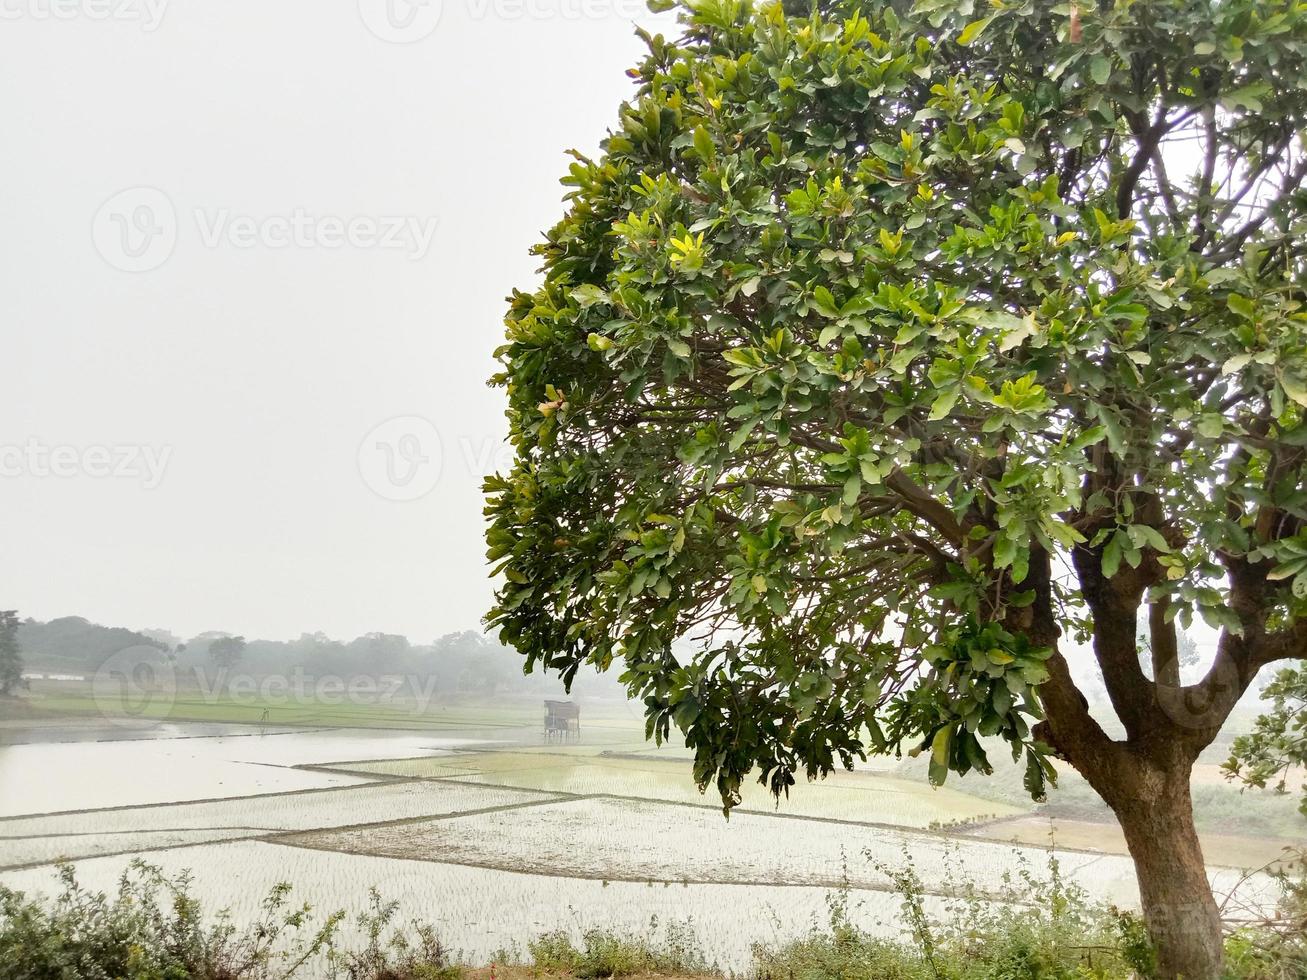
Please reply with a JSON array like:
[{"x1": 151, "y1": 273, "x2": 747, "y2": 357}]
[{"x1": 543, "y1": 699, "x2": 580, "y2": 741}]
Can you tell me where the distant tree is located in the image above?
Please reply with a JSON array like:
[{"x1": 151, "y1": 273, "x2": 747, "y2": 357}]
[
  {"x1": 485, "y1": 2, "x2": 1307, "y2": 976},
  {"x1": 345, "y1": 632, "x2": 411, "y2": 673},
  {"x1": 208, "y1": 636, "x2": 246, "y2": 672},
  {"x1": 0, "y1": 610, "x2": 25, "y2": 696},
  {"x1": 17, "y1": 617, "x2": 166, "y2": 674}
]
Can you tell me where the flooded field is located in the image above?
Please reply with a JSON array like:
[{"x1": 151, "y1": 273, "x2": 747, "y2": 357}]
[
  {"x1": 0, "y1": 727, "x2": 483, "y2": 816},
  {"x1": 0, "y1": 711, "x2": 1288, "y2": 970}
]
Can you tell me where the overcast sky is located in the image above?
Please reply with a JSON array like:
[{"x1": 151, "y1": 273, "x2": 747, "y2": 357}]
[{"x1": 1, "y1": 0, "x2": 677, "y2": 641}]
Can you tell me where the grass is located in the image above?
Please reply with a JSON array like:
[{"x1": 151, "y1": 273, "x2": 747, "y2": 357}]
[{"x1": 3, "y1": 684, "x2": 547, "y2": 731}]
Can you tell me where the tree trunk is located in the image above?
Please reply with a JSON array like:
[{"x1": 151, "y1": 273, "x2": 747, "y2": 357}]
[{"x1": 1112, "y1": 776, "x2": 1223, "y2": 979}]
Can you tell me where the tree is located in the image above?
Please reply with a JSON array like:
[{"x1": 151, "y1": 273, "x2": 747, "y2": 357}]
[
  {"x1": 16, "y1": 616, "x2": 167, "y2": 674},
  {"x1": 0, "y1": 611, "x2": 24, "y2": 696},
  {"x1": 485, "y1": 1, "x2": 1307, "y2": 974},
  {"x1": 208, "y1": 635, "x2": 246, "y2": 672}
]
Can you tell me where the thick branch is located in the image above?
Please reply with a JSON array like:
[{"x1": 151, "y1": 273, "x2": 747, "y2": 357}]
[
  {"x1": 1149, "y1": 598, "x2": 1180, "y2": 689},
  {"x1": 1071, "y1": 544, "x2": 1154, "y2": 740},
  {"x1": 1021, "y1": 546, "x2": 1122, "y2": 780}
]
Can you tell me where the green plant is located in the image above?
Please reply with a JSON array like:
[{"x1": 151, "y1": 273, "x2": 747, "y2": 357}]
[
  {"x1": 0, "y1": 863, "x2": 461, "y2": 980},
  {"x1": 1223, "y1": 850, "x2": 1307, "y2": 980},
  {"x1": 754, "y1": 849, "x2": 1141, "y2": 980},
  {"x1": 329, "y1": 888, "x2": 460, "y2": 980},
  {"x1": 1226, "y1": 666, "x2": 1307, "y2": 818},
  {"x1": 0, "y1": 861, "x2": 341, "y2": 980},
  {"x1": 527, "y1": 919, "x2": 707, "y2": 978}
]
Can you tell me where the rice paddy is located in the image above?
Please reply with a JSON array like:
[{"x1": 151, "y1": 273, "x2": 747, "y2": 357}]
[{"x1": 0, "y1": 708, "x2": 1291, "y2": 969}]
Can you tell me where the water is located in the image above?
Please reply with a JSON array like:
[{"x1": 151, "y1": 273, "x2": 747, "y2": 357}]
[
  {"x1": 0, "y1": 721, "x2": 1282, "y2": 971},
  {"x1": 0, "y1": 726, "x2": 490, "y2": 816}
]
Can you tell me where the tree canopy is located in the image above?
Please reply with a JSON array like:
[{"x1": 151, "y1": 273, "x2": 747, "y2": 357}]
[
  {"x1": 488, "y1": 0, "x2": 1307, "y2": 806},
  {"x1": 484, "y1": 6, "x2": 1307, "y2": 959}
]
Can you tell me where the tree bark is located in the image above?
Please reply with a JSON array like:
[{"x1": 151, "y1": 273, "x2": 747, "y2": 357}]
[
  {"x1": 1110, "y1": 770, "x2": 1224, "y2": 980},
  {"x1": 1024, "y1": 546, "x2": 1229, "y2": 978}
]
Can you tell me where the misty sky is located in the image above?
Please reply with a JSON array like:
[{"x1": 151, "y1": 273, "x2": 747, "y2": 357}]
[{"x1": 1, "y1": 0, "x2": 677, "y2": 641}]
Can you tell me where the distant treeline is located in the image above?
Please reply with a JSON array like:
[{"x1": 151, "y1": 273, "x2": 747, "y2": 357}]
[{"x1": 16, "y1": 617, "x2": 623, "y2": 699}]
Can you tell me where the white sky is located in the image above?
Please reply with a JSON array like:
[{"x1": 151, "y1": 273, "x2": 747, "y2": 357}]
[{"x1": 0, "y1": 0, "x2": 678, "y2": 641}]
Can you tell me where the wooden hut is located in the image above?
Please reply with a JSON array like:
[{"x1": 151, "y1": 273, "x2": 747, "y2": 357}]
[{"x1": 543, "y1": 699, "x2": 580, "y2": 740}]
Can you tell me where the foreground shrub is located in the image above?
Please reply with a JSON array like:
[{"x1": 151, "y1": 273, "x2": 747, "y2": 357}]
[
  {"x1": 753, "y1": 849, "x2": 1139, "y2": 980},
  {"x1": 1223, "y1": 852, "x2": 1307, "y2": 980},
  {"x1": 329, "y1": 888, "x2": 461, "y2": 980},
  {"x1": 0, "y1": 862, "x2": 451, "y2": 980},
  {"x1": 527, "y1": 919, "x2": 707, "y2": 978},
  {"x1": 1, "y1": 853, "x2": 1303, "y2": 979},
  {"x1": 753, "y1": 847, "x2": 1307, "y2": 980},
  {"x1": 0, "y1": 861, "x2": 339, "y2": 980}
]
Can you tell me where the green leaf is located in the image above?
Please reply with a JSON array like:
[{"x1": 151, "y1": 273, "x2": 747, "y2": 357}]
[
  {"x1": 1222, "y1": 353, "x2": 1251, "y2": 375},
  {"x1": 1023, "y1": 749, "x2": 1046, "y2": 801},
  {"x1": 728, "y1": 419, "x2": 759, "y2": 451},
  {"x1": 1102, "y1": 532, "x2": 1123, "y2": 579},
  {"x1": 1267, "y1": 557, "x2": 1307, "y2": 581},
  {"x1": 1227, "y1": 295, "x2": 1256, "y2": 320},
  {"x1": 928, "y1": 726, "x2": 952, "y2": 785},
  {"x1": 572, "y1": 284, "x2": 610, "y2": 309},
  {"x1": 1068, "y1": 426, "x2": 1106, "y2": 452},
  {"x1": 693, "y1": 125, "x2": 715, "y2": 164},
  {"x1": 928, "y1": 389, "x2": 960, "y2": 421},
  {"x1": 812, "y1": 286, "x2": 840, "y2": 318},
  {"x1": 957, "y1": 16, "x2": 993, "y2": 45},
  {"x1": 1279, "y1": 367, "x2": 1307, "y2": 408}
]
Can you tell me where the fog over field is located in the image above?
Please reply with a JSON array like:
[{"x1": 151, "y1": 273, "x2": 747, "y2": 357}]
[{"x1": 3, "y1": 0, "x2": 1306, "y2": 977}]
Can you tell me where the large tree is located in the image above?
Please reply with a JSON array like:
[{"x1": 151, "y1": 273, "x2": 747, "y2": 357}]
[
  {"x1": 0, "y1": 611, "x2": 24, "y2": 696},
  {"x1": 208, "y1": 635, "x2": 246, "y2": 673},
  {"x1": 485, "y1": 0, "x2": 1307, "y2": 975}
]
